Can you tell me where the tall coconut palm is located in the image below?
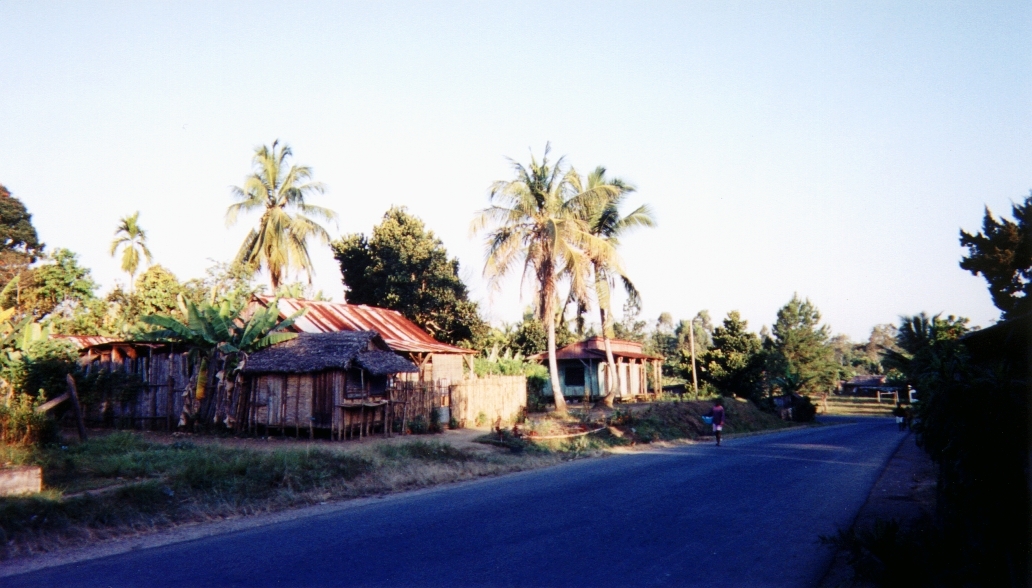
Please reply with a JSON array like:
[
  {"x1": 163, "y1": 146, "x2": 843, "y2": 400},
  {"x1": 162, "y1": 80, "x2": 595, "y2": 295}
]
[
  {"x1": 110, "y1": 211, "x2": 152, "y2": 292},
  {"x1": 226, "y1": 140, "x2": 337, "y2": 290},
  {"x1": 575, "y1": 167, "x2": 655, "y2": 407},
  {"x1": 472, "y1": 145, "x2": 616, "y2": 416}
]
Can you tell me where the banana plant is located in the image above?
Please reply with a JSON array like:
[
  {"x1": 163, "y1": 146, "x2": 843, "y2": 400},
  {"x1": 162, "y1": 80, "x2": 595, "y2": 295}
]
[{"x1": 139, "y1": 295, "x2": 303, "y2": 428}]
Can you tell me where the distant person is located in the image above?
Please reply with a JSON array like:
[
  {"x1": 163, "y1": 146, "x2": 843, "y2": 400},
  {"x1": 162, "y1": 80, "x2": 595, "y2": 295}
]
[
  {"x1": 904, "y1": 405, "x2": 914, "y2": 431},
  {"x1": 893, "y1": 403, "x2": 906, "y2": 431},
  {"x1": 706, "y1": 398, "x2": 726, "y2": 446}
]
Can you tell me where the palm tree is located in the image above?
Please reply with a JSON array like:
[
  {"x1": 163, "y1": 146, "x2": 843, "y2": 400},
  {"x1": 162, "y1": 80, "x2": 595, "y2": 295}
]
[
  {"x1": 575, "y1": 167, "x2": 655, "y2": 407},
  {"x1": 472, "y1": 144, "x2": 615, "y2": 416},
  {"x1": 110, "y1": 211, "x2": 152, "y2": 292},
  {"x1": 226, "y1": 140, "x2": 337, "y2": 290}
]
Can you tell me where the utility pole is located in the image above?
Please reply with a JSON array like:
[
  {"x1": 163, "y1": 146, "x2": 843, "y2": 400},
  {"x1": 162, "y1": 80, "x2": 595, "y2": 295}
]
[{"x1": 689, "y1": 317, "x2": 698, "y2": 396}]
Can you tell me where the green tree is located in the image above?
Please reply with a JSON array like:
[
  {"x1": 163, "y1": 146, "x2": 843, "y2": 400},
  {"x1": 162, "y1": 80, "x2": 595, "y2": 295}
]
[
  {"x1": 613, "y1": 297, "x2": 647, "y2": 342},
  {"x1": 959, "y1": 191, "x2": 1031, "y2": 320},
  {"x1": 698, "y1": 311, "x2": 764, "y2": 401},
  {"x1": 1, "y1": 249, "x2": 97, "y2": 320},
  {"x1": 471, "y1": 144, "x2": 609, "y2": 415},
  {"x1": 109, "y1": 211, "x2": 152, "y2": 292},
  {"x1": 0, "y1": 185, "x2": 44, "y2": 287},
  {"x1": 226, "y1": 140, "x2": 337, "y2": 290},
  {"x1": 333, "y1": 207, "x2": 487, "y2": 347},
  {"x1": 767, "y1": 294, "x2": 841, "y2": 399},
  {"x1": 183, "y1": 261, "x2": 265, "y2": 309},
  {"x1": 575, "y1": 166, "x2": 655, "y2": 404}
]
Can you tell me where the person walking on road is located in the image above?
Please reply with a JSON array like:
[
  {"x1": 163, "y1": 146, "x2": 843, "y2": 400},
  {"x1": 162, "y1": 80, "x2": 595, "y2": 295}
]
[{"x1": 707, "y1": 398, "x2": 726, "y2": 446}]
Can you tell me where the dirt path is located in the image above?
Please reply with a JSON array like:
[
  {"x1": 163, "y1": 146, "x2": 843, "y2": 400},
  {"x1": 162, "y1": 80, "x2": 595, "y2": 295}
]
[{"x1": 817, "y1": 431, "x2": 937, "y2": 587}]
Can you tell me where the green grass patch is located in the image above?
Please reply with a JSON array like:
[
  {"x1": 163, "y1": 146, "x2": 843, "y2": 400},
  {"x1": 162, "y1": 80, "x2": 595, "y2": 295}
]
[{"x1": 375, "y1": 440, "x2": 476, "y2": 463}]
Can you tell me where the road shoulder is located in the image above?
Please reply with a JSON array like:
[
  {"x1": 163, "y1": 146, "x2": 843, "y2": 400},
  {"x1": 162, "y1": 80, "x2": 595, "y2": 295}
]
[{"x1": 817, "y1": 431, "x2": 937, "y2": 588}]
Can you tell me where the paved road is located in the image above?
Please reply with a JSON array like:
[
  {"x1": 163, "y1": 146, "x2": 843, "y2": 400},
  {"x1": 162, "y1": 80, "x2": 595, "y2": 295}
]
[{"x1": 5, "y1": 417, "x2": 905, "y2": 588}]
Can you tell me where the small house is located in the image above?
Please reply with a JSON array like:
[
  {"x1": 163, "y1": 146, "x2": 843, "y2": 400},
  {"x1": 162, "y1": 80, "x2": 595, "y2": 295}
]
[
  {"x1": 241, "y1": 331, "x2": 418, "y2": 438},
  {"x1": 531, "y1": 337, "x2": 664, "y2": 402}
]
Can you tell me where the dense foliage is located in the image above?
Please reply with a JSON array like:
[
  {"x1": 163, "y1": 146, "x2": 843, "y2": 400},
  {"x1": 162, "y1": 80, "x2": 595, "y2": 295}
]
[
  {"x1": 698, "y1": 311, "x2": 765, "y2": 401},
  {"x1": 765, "y1": 294, "x2": 841, "y2": 398},
  {"x1": 333, "y1": 207, "x2": 487, "y2": 348},
  {"x1": 959, "y1": 192, "x2": 1031, "y2": 320},
  {"x1": 887, "y1": 312, "x2": 1029, "y2": 585}
]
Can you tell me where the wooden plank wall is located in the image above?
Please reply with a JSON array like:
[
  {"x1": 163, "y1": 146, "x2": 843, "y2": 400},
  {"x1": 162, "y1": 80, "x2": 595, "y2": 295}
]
[{"x1": 82, "y1": 349, "x2": 193, "y2": 430}]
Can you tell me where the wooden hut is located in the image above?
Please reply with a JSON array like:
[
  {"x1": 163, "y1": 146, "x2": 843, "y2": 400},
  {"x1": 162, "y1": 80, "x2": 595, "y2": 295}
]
[
  {"x1": 531, "y1": 337, "x2": 664, "y2": 402},
  {"x1": 240, "y1": 331, "x2": 418, "y2": 438},
  {"x1": 245, "y1": 296, "x2": 477, "y2": 383}
]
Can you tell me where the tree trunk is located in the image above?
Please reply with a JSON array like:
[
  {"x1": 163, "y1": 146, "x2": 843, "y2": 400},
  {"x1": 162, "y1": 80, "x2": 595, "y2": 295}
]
[
  {"x1": 600, "y1": 308, "x2": 617, "y2": 409},
  {"x1": 545, "y1": 307, "x2": 568, "y2": 416}
]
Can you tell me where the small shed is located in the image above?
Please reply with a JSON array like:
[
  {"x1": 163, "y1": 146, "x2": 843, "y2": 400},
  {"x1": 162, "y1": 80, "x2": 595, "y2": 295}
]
[
  {"x1": 240, "y1": 331, "x2": 418, "y2": 438},
  {"x1": 246, "y1": 296, "x2": 477, "y2": 383},
  {"x1": 531, "y1": 337, "x2": 664, "y2": 402}
]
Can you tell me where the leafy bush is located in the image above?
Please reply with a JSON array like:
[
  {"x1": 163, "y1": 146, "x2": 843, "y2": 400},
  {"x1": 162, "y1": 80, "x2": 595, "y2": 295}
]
[
  {"x1": 792, "y1": 395, "x2": 817, "y2": 422},
  {"x1": 407, "y1": 415, "x2": 429, "y2": 435},
  {"x1": 0, "y1": 393, "x2": 49, "y2": 445}
]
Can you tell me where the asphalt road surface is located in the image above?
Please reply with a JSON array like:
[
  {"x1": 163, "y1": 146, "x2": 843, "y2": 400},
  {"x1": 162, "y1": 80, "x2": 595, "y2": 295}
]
[{"x1": 5, "y1": 416, "x2": 905, "y2": 588}]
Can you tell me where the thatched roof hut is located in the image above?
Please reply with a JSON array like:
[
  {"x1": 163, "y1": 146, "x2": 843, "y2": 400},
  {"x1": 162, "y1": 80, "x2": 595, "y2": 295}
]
[
  {"x1": 242, "y1": 331, "x2": 418, "y2": 376},
  {"x1": 241, "y1": 331, "x2": 419, "y2": 437}
]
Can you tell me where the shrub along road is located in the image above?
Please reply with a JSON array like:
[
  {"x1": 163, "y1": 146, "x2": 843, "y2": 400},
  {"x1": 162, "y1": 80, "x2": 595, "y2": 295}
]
[{"x1": 3, "y1": 416, "x2": 904, "y2": 588}]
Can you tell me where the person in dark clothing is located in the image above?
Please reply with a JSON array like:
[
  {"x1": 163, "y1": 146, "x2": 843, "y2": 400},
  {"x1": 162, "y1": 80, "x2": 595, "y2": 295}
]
[
  {"x1": 893, "y1": 403, "x2": 907, "y2": 431},
  {"x1": 706, "y1": 398, "x2": 726, "y2": 446}
]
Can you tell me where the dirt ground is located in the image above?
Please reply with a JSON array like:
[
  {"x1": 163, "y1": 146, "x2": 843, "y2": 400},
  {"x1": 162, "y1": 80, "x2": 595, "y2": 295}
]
[{"x1": 817, "y1": 432, "x2": 938, "y2": 588}]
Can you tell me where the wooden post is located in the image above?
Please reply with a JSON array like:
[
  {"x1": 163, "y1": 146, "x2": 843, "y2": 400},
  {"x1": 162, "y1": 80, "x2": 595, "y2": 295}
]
[
  {"x1": 689, "y1": 319, "x2": 698, "y2": 396},
  {"x1": 401, "y1": 402, "x2": 408, "y2": 436},
  {"x1": 65, "y1": 374, "x2": 88, "y2": 442}
]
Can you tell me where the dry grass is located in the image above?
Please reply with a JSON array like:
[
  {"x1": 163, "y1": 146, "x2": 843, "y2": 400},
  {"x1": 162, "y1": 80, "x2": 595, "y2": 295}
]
[{"x1": 0, "y1": 433, "x2": 565, "y2": 560}]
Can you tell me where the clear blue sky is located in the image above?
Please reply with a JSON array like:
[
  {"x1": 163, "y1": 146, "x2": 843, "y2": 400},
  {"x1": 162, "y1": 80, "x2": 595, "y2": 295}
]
[{"x1": 1, "y1": 1, "x2": 1029, "y2": 340}]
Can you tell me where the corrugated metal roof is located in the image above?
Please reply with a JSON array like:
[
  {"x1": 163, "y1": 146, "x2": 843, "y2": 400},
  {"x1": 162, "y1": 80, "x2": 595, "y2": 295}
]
[
  {"x1": 255, "y1": 296, "x2": 476, "y2": 355},
  {"x1": 530, "y1": 337, "x2": 664, "y2": 362},
  {"x1": 53, "y1": 335, "x2": 122, "y2": 349}
]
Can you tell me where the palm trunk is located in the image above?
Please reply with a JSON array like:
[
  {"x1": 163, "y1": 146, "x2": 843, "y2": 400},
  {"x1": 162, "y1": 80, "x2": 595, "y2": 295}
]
[
  {"x1": 545, "y1": 303, "x2": 567, "y2": 416},
  {"x1": 600, "y1": 307, "x2": 618, "y2": 408},
  {"x1": 594, "y1": 270, "x2": 618, "y2": 408}
]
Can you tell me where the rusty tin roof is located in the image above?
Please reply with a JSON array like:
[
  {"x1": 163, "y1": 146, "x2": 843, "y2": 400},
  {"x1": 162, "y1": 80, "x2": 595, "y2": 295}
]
[
  {"x1": 530, "y1": 336, "x2": 664, "y2": 362},
  {"x1": 53, "y1": 335, "x2": 122, "y2": 349},
  {"x1": 254, "y1": 296, "x2": 476, "y2": 356}
]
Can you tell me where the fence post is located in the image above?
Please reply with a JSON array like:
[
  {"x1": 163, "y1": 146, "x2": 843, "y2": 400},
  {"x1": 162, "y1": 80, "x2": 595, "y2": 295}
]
[{"x1": 65, "y1": 374, "x2": 88, "y2": 442}]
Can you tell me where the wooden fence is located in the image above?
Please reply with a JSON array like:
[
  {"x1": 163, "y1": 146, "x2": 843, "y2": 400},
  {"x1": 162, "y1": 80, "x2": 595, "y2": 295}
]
[{"x1": 450, "y1": 375, "x2": 527, "y2": 428}]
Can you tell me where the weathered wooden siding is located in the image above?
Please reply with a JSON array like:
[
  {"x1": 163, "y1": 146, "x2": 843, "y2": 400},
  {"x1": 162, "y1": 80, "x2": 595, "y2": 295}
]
[{"x1": 81, "y1": 348, "x2": 194, "y2": 429}]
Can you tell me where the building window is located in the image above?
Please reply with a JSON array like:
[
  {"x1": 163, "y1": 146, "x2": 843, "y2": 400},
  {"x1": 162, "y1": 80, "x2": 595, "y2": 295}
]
[{"x1": 564, "y1": 366, "x2": 585, "y2": 386}]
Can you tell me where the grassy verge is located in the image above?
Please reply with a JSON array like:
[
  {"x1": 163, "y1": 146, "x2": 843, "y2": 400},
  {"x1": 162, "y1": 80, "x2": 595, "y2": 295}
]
[{"x1": 0, "y1": 433, "x2": 563, "y2": 560}]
